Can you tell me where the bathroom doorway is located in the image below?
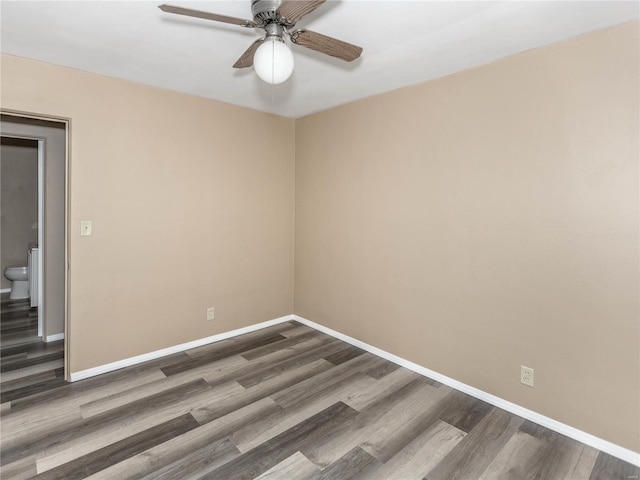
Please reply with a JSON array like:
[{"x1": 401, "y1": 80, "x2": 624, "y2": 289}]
[{"x1": 1, "y1": 113, "x2": 68, "y2": 389}]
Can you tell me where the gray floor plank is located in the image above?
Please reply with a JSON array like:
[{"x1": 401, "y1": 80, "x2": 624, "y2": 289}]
[
  {"x1": 589, "y1": 451, "x2": 640, "y2": 480},
  {"x1": 424, "y1": 407, "x2": 524, "y2": 480},
  {"x1": 183, "y1": 322, "x2": 300, "y2": 360},
  {"x1": 1, "y1": 351, "x2": 63, "y2": 373},
  {"x1": 138, "y1": 436, "x2": 240, "y2": 480},
  {"x1": 201, "y1": 401, "x2": 359, "y2": 480},
  {"x1": 323, "y1": 345, "x2": 366, "y2": 366},
  {"x1": 342, "y1": 365, "x2": 422, "y2": 411},
  {"x1": 439, "y1": 390, "x2": 494, "y2": 433},
  {"x1": 358, "y1": 355, "x2": 402, "y2": 379},
  {"x1": 198, "y1": 334, "x2": 337, "y2": 388},
  {"x1": 308, "y1": 446, "x2": 380, "y2": 480},
  {"x1": 1, "y1": 369, "x2": 168, "y2": 450},
  {"x1": 0, "y1": 360, "x2": 64, "y2": 384},
  {"x1": 302, "y1": 378, "x2": 439, "y2": 468},
  {"x1": 160, "y1": 332, "x2": 288, "y2": 376},
  {"x1": 360, "y1": 387, "x2": 473, "y2": 464},
  {"x1": 233, "y1": 372, "x2": 376, "y2": 453},
  {"x1": 0, "y1": 369, "x2": 59, "y2": 392},
  {"x1": 78, "y1": 355, "x2": 247, "y2": 419},
  {"x1": 85, "y1": 397, "x2": 281, "y2": 480},
  {"x1": 0, "y1": 454, "x2": 38, "y2": 480},
  {"x1": 371, "y1": 420, "x2": 466, "y2": 480},
  {"x1": 33, "y1": 413, "x2": 199, "y2": 479},
  {"x1": 270, "y1": 352, "x2": 381, "y2": 409},
  {"x1": 1, "y1": 375, "x2": 67, "y2": 404},
  {"x1": 255, "y1": 452, "x2": 320, "y2": 479},
  {"x1": 240, "y1": 330, "x2": 326, "y2": 361},
  {"x1": 33, "y1": 380, "x2": 231, "y2": 473},
  {"x1": 234, "y1": 339, "x2": 346, "y2": 388},
  {"x1": 358, "y1": 381, "x2": 451, "y2": 463},
  {"x1": 476, "y1": 430, "x2": 548, "y2": 480},
  {"x1": 7, "y1": 352, "x2": 189, "y2": 412},
  {"x1": 192, "y1": 358, "x2": 332, "y2": 425}
]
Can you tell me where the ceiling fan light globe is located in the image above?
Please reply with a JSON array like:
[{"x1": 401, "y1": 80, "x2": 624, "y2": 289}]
[{"x1": 253, "y1": 37, "x2": 294, "y2": 84}]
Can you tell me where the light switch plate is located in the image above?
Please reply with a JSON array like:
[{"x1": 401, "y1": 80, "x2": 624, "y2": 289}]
[{"x1": 81, "y1": 221, "x2": 92, "y2": 236}]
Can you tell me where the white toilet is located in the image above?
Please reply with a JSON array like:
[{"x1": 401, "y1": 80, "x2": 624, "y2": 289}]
[{"x1": 4, "y1": 266, "x2": 29, "y2": 299}]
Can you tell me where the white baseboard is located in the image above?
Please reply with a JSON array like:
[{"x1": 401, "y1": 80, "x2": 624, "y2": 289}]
[
  {"x1": 0, "y1": 288, "x2": 11, "y2": 294},
  {"x1": 291, "y1": 314, "x2": 640, "y2": 467},
  {"x1": 69, "y1": 315, "x2": 292, "y2": 382},
  {"x1": 45, "y1": 333, "x2": 64, "y2": 342},
  {"x1": 66, "y1": 312, "x2": 639, "y2": 466}
]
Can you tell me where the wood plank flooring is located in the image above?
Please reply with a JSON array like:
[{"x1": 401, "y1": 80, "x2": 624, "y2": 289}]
[
  {"x1": 1, "y1": 296, "x2": 38, "y2": 348},
  {"x1": 0, "y1": 295, "x2": 65, "y2": 405},
  {"x1": 1, "y1": 317, "x2": 638, "y2": 479}
]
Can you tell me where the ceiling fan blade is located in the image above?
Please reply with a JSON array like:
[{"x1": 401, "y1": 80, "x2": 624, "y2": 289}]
[
  {"x1": 233, "y1": 38, "x2": 264, "y2": 68},
  {"x1": 158, "y1": 4, "x2": 257, "y2": 28},
  {"x1": 290, "y1": 29, "x2": 363, "y2": 62},
  {"x1": 277, "y1": 0, "x2": 326, "y2": 24}
]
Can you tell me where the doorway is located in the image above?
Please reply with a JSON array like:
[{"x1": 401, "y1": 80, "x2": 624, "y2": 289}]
[{"x1": 0, "y1": 113, "x2": 68, "y2": 393}]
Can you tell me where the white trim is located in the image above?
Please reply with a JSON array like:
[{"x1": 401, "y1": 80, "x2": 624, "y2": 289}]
[
  {"x1": 291, "y1": 314, "x2": 640, "y2": 467},
  {"x1": 0, "y1": 288, "x2": 10, "y2": 294},
  {"x1": 37, "y1": 138, "x2": 44, "y2": 336},
  {"x1": 45, "y1": 333, "x2": 64, "y2": 342},
  {"x1": 69, "y1": 315, "x2": 292, "y2": 382}
]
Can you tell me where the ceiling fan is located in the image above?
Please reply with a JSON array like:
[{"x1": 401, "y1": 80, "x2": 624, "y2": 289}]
[{"x1": 159, "y1": 0, "x2": 363, "y2": 84}]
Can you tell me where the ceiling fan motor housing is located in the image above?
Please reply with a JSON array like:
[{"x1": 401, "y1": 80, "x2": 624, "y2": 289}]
[{"x1": 251, "y1": 0, "x2": 289, "y2": 26}]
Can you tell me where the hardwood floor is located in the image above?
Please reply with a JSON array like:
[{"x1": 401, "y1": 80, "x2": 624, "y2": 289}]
[
  {"x1": 0, "y1": 317, "x2": 638, "y2": 479},
  {"x1": 0, "y1": 295, "x2": 65, "y2": 405},
  {"x1": 1, "y1": 295, "x2": 38, "y2": 348}
]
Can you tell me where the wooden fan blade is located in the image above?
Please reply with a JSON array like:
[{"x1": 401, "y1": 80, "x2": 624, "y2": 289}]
[
  {"x1": 277, "y1": 0, "x2": 326, "y2": 24},
  {"x1": 291, "y1": 29, "x2": 362, "y2": 62},
  {"x1": 158, "y1": 4, "x2": 257, "y2": 28},
  {"x1": 233, "y1": 39, "x2": 264, "y2": 68}
]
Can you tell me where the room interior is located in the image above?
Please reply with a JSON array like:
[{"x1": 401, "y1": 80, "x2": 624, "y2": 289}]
[
  {"x1": 0, "y1": 0, "x2": 638, "y2": 476},
  {"x1": 1, "y1": 137, "x2": 38, "y2": 294}
]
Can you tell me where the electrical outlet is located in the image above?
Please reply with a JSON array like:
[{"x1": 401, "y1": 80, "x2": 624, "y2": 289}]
[
  {"x1": 206, "y1": 307, "x2": 215, "y2": 321},
  {"x1": 521, "y1": 365, "x2": 534, "y2": 387}
]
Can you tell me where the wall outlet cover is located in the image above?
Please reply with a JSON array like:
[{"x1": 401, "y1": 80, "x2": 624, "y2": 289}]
[
  {"x1": 207, "y1": 307, "x2": 215, "y2": 321},
  {"x1": 521, "y1": 365, "x2": 534, "y2": 387}
]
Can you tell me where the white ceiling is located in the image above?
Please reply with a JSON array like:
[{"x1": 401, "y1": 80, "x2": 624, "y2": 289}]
[{"x1": 1, "y1": 1, "x2": 638, "y2": 118}]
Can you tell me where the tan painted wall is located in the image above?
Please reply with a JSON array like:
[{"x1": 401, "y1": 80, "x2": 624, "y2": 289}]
[
  {"x1": 1, "y1": 54, "x2": 295, "y2": 373},
  {"x1": 295, "y1": 22, "x2": 639, "y2": 452}
]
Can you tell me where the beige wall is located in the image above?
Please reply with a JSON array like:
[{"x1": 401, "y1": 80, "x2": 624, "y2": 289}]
[
  {"x1": 1, "y1": 139, "x2": 38, "y2": 289},
  {"x1": 1, "y1": 54, "x2": 295, "y2": 373},
  {"x1": 295, "y1": 21, "x2": 639, "y2": 452}
]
